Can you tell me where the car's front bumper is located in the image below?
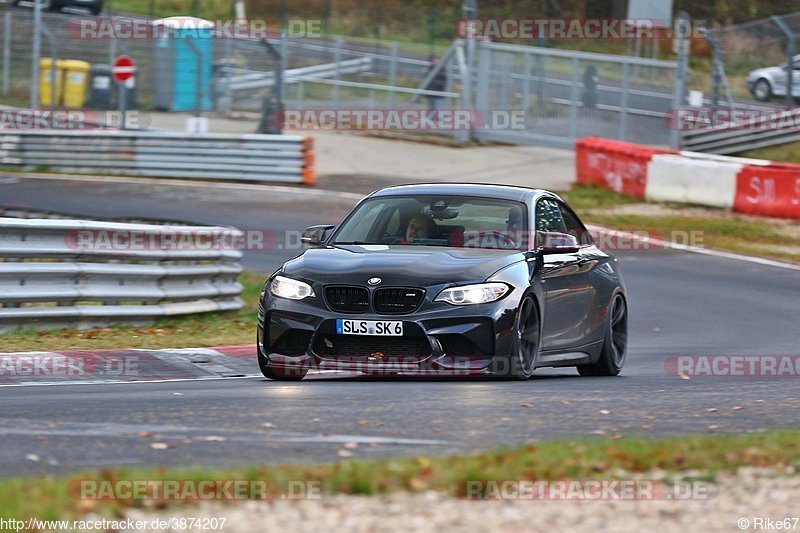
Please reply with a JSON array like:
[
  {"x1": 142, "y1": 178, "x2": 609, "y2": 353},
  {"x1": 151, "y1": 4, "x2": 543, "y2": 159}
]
[{"x1": 257, "y1": 294, "x2": 521, "y2": 376}]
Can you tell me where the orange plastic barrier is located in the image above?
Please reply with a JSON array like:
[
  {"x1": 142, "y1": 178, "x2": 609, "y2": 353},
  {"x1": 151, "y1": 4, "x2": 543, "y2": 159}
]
[
  {"x1": 575, "y1": 137, "x2": 677, "y2": 199},
  {"x1": 734, "y1": 163, "x2": 800, "y2": 220}
]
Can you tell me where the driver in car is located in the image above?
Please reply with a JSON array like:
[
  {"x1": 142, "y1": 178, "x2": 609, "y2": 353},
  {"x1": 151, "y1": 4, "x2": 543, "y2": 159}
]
[{"x1": 402, "y1": 214, "x2": 436, "y2": 244}]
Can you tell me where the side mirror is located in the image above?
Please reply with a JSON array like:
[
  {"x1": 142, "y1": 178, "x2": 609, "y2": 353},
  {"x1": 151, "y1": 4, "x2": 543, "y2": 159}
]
[
  {"x1": 538, "y1": 231, "x2": 581, "y2": 254},
  {"x1": 301, "y1": 224, "x2": 335, "y2": 246}
]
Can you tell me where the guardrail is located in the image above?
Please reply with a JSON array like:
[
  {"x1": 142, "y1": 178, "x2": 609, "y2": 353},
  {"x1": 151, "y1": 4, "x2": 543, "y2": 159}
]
[
  {"x1": 0, "y1": 218, "x2": 245, "y2": 331},
  {"x1": 681, "y1": 112, "x2": 800, "y2": 155},
  {"x1": 0, "y1": 130, "x2": 315, "y2": 184}
]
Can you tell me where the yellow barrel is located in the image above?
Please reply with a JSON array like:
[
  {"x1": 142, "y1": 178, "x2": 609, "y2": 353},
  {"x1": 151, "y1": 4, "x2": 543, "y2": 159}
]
[
  {"x1": 60, "y1": 60, "x2": 91, "y2": 109},
  {"x1": 39, "y1": 58, "x2": 62, "y2": 107}
]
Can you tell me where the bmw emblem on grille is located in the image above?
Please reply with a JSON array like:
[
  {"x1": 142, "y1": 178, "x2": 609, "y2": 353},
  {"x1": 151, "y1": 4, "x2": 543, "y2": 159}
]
[{"x1": 368, "y1": 277, "x2": 382, "y2": 285}]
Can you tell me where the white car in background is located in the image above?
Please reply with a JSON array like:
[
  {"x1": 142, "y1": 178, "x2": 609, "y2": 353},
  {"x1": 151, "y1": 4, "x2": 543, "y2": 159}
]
[{"x1": 747, "y1": 54, "x2": 800, "y2": 101}]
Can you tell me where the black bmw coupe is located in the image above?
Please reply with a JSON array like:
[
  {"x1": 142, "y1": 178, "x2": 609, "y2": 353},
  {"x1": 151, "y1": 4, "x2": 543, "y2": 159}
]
[{"x1": 257, "y1": 184, "x2": 627, "y2": 380}]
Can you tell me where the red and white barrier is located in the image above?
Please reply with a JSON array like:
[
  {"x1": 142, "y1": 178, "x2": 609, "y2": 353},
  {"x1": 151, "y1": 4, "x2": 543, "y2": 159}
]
[{"x1": 576, "y1": 137, "x2": 800, "y2": 220}]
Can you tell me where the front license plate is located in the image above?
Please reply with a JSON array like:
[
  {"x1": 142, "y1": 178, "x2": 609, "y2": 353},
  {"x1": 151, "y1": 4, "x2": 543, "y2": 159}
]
[{"x1": 336, "y1": 319, "x2": 403, "y2": 336}]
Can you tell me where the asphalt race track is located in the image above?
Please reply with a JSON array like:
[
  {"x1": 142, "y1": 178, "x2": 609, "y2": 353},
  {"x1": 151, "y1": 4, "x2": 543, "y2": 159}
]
[{"x1": 1, "y1": 175, "x2": 799, "y2": 477}]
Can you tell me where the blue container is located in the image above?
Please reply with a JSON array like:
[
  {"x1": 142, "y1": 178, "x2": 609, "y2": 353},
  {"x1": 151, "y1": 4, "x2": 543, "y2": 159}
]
[{"x1": 152, "y1": 17, "x2": 214, "y2": 112}]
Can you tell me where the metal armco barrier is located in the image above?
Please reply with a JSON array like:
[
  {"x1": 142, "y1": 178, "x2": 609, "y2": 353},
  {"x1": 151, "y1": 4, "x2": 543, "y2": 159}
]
[
  {"x1": 0, "y1": 218, "x2": 245, "y2": 331},
  {"x1": 0, "y1": 130, "x2": 315, "y2": 184},
  {"x1": 681, "y1": 113, "x2": 800, "y2": 155}
]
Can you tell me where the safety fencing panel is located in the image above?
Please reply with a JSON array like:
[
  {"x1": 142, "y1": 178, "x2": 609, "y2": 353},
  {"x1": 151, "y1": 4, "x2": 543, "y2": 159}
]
[
  {"x1": 0, "y1": 218, "x2": 245, "y2": 331},
  {"x1": 0, "y1": 130, "x2": 315, "y2": 183}
]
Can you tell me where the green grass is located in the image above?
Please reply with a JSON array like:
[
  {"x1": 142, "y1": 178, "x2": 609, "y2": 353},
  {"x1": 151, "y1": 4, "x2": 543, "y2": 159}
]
[
  {"x1": 2, "y1": 428, "x2": 799, "y2": 520},
  {"x1": 739, "y1": 141, "x2": 800, "y2": 165},
  {"x1": 0, "y1": 271, "x2": 264, "y2": 353},
  {"x1": 559, "y1": 183, "x2": 640, "y2": 210},
  {"x1": 562, "y1": 185, "x2": 800, "y2": 264}
]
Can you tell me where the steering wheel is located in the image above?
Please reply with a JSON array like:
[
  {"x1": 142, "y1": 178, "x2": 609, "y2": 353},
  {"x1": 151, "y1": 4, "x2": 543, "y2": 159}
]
[{"x1": 463, "y1": 231, "x2": 517, "y2": 249}]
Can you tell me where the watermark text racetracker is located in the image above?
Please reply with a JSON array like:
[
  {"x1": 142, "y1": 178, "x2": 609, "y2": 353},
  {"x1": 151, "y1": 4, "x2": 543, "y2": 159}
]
[
  {"x1": 70, "y1": 478, "x2": 321, "y2": 501},
  {"x1": 0, "y1": 109, "x2": 150, "y2": 130},
  {"x1": 463, "y1": 479, "x2": 715, "y2": 501},
  {"x1": 666, "y1": 355, "x2": 800, "y2": 378},
  {"x1": 281, "y1": 109, "x2": 525, "y2": 131},
  {"x1": 0, "y1": 354, "x2": 139, "y2": 379},
  {"x1": 64, "y1": 228, "x2": 707, "y2": 253},
  {"x1": 666, "y1": 107, "x2": 800, "y2": 131},
  {"x1": 68, "y1": 17, "x2": 322, "y2": 40},
  {"x1": 454, "y1": 17, "x2": 707, "y2": 40}
]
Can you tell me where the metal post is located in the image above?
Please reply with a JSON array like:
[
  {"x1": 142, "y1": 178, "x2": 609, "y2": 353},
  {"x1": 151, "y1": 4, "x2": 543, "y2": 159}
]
[
  {"x1": 118, "y1": 81, "x2": 126, "y2": 130},
  {"x1": 462, "y1": 0, "x2": 477, "y2": 113},
  {"x1": 278, "y1": 30, "x2": 287, "y2": 116},
  {"x1": 521, "y1": 52, "x2": 531, "y2": 118},
  {"x1": 772, "y1": 15, "x2": 796, "y2": 110},
  {"x1": 322, "y1": 0, "x2": 331, "y2": 37},
  {"x1": 569, "y1": 57, "x2": 579, "y2": 140},
  {"x1": 185, "y1": 38, "x2": 203, "y2": 117},
  {"x1": 535, "y1": 22, "x2": 546, "y2": 117},
  {"x1": 333, "y1": 36, "x2": 342, "y2": 109},
  {"x1": 31, "y1": 0, "x2": 42, "y2": 109},
  {"x1": 40, "y1": 25, "x2": 58, "y2": 115},
  {"x1": 670, "y1": 11, "x2": 691, "y2": 149},
  {"x1": 474, "y1": 39, "x2": 490, "y2": 143},
  {"x1": 223, "y1": 38, "x2": 233, "y2": 115},
  {"x1": 2, "y1": 10, "x2": 10, "y2": 97},
  {"x1": 619, "y1": 62, "x2": 630, "y2": 141},
  {"x1": 388, "y1": 41, "x2": 398, "y2": 108},
  {"x1": 454, "y1": 42, "x2": 469, "y2": 143},
  {"x1": 256, "y1": 37, "x2": 283, "y2": 134}
]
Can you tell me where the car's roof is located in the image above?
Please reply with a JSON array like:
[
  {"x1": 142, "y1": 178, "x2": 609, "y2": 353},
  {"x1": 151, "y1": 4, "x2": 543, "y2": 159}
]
[{"x1": 368, "y1": 183, "x2": 553, "y2": 202}]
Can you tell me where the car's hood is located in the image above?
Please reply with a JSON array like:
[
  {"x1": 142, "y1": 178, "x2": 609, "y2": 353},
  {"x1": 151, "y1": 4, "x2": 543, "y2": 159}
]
[{"x1": 282, "y1": 245, "x2": 526, "y2": 286}]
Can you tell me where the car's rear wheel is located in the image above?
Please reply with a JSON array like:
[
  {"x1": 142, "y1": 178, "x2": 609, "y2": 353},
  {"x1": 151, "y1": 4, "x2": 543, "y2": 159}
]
[
  {"x1": 498, "y1": 296, "x2": 539, "y2": 380},
  {"x1": 257, "y1": 336, "x2": 308, "y2": 381},
  {"x1": 578, "y1": 293, "x2": 627, "y2": 377},
  {"x1": 752, "y1": 79, "x2": 772, "y2": 101}
]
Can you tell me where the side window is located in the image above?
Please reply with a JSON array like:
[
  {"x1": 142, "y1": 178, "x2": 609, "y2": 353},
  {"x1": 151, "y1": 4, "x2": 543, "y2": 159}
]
[
  {"x1": 535, "y1": 199, "x2": 566, "y2": 232},
  {"x1": 558, "y1": 202, "x2": 592, "y2": 245}
]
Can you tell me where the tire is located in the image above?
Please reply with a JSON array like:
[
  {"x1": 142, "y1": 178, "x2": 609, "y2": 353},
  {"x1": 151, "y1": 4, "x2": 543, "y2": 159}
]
[
  {"x1": 577, "y1": 293, "x2": 627, "y2": 377},
  {"x1": 752, "y1": 79, "x2": 772, "y2": 102},
  {"x1": 496, "y1": 296, "x2": 540, "y2": 380},
  {"x1": 257, "y1": 336, "x2": 308, "y2": 381}
]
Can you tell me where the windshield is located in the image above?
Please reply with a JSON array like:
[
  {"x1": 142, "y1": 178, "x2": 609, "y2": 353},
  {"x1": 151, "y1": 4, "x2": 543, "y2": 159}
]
[{"x1": 331, "y1": 195, "x2": 529, "y2": 250}]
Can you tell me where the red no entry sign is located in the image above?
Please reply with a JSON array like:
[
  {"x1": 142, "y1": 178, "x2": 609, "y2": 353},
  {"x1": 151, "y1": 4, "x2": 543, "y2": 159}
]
[{"x1": 112, "y1": 56, "x2": 136, "y2": 83}]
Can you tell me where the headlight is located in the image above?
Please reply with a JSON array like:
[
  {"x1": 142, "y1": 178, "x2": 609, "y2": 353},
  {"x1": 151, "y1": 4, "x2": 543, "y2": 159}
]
[
  {"x1": 269, "y1": 275, "x2": 315, "y2": 300},
  {"x1": 434, "y1": 282, "x2": 509, "y2": 305}
]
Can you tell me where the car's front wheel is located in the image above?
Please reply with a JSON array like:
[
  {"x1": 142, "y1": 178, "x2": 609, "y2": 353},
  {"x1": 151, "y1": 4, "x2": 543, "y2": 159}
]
[
  {"x1": 257, "y1": 336, "x2": 308, "y2": 381},
  {"x1": 497, "y1": 296, "x2": 540, "y2": 380},
  {"x1": 752, "y1": 79, "x2": 772, "y2": 101},
  {"x1": 578, "y1": 293, "x2": 627, "y2": 377}
]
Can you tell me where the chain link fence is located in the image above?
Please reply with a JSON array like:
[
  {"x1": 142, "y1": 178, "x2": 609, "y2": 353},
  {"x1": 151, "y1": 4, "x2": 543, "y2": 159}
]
[
  {"x1": 2, "y1": 3, "x2": 685, "y2": 149},
  {"x1": 707, "y1": 12, "x2": 800, "y2": 98}
]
